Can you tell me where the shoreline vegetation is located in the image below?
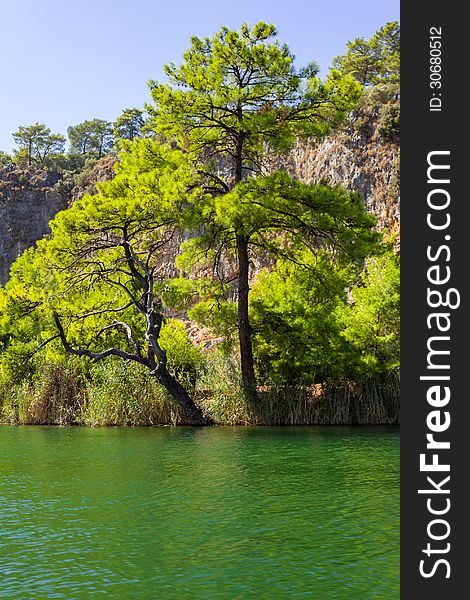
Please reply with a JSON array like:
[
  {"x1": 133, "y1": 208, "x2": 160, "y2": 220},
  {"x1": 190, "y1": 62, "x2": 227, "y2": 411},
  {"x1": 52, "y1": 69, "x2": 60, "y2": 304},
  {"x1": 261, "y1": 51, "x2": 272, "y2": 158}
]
[
  {"x1": 0, "y1": 22, "x2": 400, "y2": 427},
  {"x1": 0, "y1": 358, "x2": 399, "y2": 426}
]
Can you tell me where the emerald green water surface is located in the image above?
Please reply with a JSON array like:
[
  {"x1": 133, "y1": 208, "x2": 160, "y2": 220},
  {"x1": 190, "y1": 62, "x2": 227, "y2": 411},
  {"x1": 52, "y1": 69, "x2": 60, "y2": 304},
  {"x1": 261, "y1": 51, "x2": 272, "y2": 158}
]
[{"x1": 0, "y1": 426, "x2": 399, "y2": 599}]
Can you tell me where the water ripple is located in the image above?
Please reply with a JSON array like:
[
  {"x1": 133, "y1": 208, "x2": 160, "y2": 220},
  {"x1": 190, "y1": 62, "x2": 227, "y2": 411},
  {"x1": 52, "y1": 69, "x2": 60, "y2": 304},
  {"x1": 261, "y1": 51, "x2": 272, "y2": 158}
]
[{"x1": 0, "y1": 425, "x2": 399, "y2": 599}]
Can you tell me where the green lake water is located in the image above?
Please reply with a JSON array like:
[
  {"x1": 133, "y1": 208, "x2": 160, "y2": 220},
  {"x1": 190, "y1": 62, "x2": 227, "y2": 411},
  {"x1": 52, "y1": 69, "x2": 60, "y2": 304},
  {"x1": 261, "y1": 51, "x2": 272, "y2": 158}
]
[{"x1": 0, "y1": 426, "x2": 399, "y2": 599}]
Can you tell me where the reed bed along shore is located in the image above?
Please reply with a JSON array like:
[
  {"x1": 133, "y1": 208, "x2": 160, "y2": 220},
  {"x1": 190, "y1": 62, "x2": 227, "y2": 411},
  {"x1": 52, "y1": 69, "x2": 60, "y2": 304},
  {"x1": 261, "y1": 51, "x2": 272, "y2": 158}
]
[{"x1": 0, "y1": 360, "x2": 399, "y2": 427}]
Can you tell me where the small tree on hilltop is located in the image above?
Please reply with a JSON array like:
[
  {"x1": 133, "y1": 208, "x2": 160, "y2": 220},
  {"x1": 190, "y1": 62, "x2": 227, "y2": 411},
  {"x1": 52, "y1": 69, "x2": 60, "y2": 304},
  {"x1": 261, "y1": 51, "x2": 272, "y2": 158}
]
[
  {"x1": 12, "y1": 123, "x2": 65, "y2": 167},
  {"x1": 68, "y1": 118, "x2": 114, "y2": 158},
  {"x1": 332, "y1": 21, "x2": 400, "y2": 86},
  {"x1": 114, "y1": 108, "x2": 145, "y2": 142}
]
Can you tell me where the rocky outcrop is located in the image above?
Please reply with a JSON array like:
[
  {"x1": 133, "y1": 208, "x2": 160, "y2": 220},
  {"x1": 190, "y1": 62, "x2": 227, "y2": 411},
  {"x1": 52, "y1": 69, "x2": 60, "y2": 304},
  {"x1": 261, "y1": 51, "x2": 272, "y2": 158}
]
[
  {"x1": 267, "y1": 102, "x2": 400, "y2": 234},
  {"x1": 277, "y1": 134, "x2": 399, "y2": 232},
  {"x1": 71, "y1": 155, "x2": 117, "y2": 201},
  {"x1": 0, "y1": 166, "x2": 68, "y2": 284}
]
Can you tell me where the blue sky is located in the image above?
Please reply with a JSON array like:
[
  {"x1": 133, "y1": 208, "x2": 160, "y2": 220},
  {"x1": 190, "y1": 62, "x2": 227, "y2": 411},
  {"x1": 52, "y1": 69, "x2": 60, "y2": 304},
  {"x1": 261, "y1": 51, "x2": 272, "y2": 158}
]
[{"x1": 0, "y1": 0, "x2": 399, "y2": 153}]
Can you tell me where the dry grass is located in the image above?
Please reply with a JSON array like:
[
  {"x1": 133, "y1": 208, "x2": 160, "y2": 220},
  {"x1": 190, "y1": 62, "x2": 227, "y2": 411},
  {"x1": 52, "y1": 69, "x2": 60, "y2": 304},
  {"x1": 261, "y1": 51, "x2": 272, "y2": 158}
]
[
  {"x1": 199, "y1": 372, "x2": 399, "y2": 426},
  {"x1": 0, "y1": 364, "x2": 85, "y2": 425}
]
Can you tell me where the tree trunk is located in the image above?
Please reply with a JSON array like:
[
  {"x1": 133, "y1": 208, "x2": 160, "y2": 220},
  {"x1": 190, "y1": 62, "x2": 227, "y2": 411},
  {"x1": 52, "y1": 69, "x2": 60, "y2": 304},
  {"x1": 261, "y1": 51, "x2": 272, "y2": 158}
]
[
  {"x1": 147, "y1": 344, "x2": 207, "y2": 425},
  {"x1": 236, "y1": 233, "x2": 257, "y2": 402},
  {"x1": 53, "y1": 311, "x2": 208, "y2": 426},
  {"x1": 233, "y1": 128, "x2": 258, "y2": 402},
  {"x1": 147, "y1": 323, "x2": 208, "y2": 426},
  {"x1": 156, "y1": 368, "x2": 208, "y2": 425}
]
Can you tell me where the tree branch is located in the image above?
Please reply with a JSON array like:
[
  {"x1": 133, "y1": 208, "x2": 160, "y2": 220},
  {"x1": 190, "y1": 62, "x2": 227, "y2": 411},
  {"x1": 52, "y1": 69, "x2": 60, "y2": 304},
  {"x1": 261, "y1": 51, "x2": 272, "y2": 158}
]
[{"x1": 53, "y1": 313, "x2": 147, "y2": 366}]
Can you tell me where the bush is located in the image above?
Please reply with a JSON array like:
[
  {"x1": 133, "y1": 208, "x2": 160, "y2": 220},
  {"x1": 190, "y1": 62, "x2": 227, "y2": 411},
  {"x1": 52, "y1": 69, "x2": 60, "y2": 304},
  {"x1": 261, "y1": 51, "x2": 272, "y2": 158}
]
[
  {"x1": 83, "y1": 360, "x2": 183, "y2": 426},
  {"x1": 160, "y1": 319, "x2": 204, "y2": 392},
  {"x1": 377, "y1": 104, "x2": 400, "y2": 141},
  {"x1": 196, "y1": 352, "x2": 248, "y2": 424}
]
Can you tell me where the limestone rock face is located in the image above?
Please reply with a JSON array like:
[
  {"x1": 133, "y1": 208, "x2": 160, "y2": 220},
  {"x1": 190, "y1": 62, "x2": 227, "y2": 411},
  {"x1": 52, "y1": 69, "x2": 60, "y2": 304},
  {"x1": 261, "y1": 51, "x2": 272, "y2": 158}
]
[
  {"x1": 0, "y1": 165, "x2": 68, "y2": 284},
  {"x1": 268, "y1": 123, "x2": 400, "y2": 234},
  {"x1": 70, "y1": 155, "x2": 117, "y2": 201}
]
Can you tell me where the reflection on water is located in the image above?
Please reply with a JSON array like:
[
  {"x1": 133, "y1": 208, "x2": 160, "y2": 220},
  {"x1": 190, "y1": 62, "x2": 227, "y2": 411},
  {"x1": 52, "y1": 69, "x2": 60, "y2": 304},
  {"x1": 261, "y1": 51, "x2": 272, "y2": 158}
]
[{"x1": 0, "y1": 426, "x2": 399, "y2": 599}]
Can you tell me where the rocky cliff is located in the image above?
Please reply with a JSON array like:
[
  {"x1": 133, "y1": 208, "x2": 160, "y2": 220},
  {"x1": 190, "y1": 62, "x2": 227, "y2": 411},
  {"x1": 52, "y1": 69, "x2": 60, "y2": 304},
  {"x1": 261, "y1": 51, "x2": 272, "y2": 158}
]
[
  {"x1": 274, "y1": 130, "x2": 399, "y2": 234},
  {"x1": 270, "y1": 90, "x2": 400, "y2": 236},
  {"x1": 0, "y1": 166, "x2": 68, "y2": 284}
]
